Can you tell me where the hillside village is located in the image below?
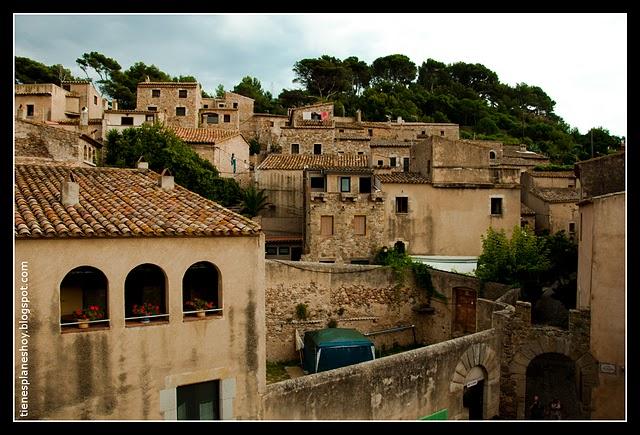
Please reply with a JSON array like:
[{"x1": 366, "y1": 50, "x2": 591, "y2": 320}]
[{"x1": 14, "y1": 78, "x2": 625, "y2": 420}]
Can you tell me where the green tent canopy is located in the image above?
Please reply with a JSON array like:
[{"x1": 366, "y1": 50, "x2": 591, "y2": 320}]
[{"x1": 302, "y1": 328, "x2": 375, "y2": 374}]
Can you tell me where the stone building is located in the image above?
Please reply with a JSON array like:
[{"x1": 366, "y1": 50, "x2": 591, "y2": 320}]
[
  {"x1": 501, "y1": 144, "x2": 550, "y2": 174},
  {"x1": 136, "y1": 81, "x2": 202, "y2": 128},
  {"x1": 103, "y1": 107, "x2": 162, "y2": 135},
  {"x1": 520, "y1": 171, "x2": 579, "y2": 236},
  {"x1": 575, "y1": 151, "x2": 625, "y2": 419},
  {"x1": 200, "y1": 92, "x2": 255, "y2": 131},
  {"x1": 14, "y1": 164, "x2": 265, "y2": 420},
  {"x1": 15, "y1": 118, "x2": 102, "y2": 167},
  {"x1": 171, "y1": 127, "x2": 251, "y2": 186},
  {"x1": 370, "y1": 140, "x2": 412, "y2": 171}
]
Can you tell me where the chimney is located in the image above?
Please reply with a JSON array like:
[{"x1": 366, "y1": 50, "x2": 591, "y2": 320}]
[
  {"x1": 80, "y1": 106, "x2": 89, "y2": 126},
  {"x1": 112, "y1": 99, "x2": 118, "y2": 111},
  {"x1": 356, "y1": 109, "x2": 362, "y2": 123},
  {"x1": 17, "y1": 104, "x2": 25, "y2": 120},
  {"x1": 520, "y1": 144, "x2": 527, "y2": 151},
  {"x1": 136, "y1": 156, "x2": 149, "y2": 169},
  {"x1": 158, "y1": 168, "x2": 174, "y2": 190},
  {"x1": 61, "y1": 172, "x2": 79, "y2": 206},
  {"x1": 397, "y1": 116, "x2": 403, "y2": 123}
]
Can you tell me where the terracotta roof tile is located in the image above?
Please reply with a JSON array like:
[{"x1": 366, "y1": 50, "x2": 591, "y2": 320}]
[
  {"x1": 15, "y1": 164, "x2": 261, "y2": 239},
  {"x1": 531, "y1": 187, "x2": 579, "y2": 203},
  {"x1": 530, "y1": 171, "x2": 575, "y2": 178},
  {"x1": 171, "y1": 127, "x2": 238, "y2": 144},
  {"x1": 377, "y1": 173, "x2": 430, "y2": 184},
  {"x1": 257, "y1": 154, "x2": 368, "y2": 171},
  {"x1": 137, "y1": 82, "x2": 199, "y2": 87},
  {"x1": 370, "y1": 141, "x2": 412, "y2": 148},
  {"x1": 295, "y1": 119, "x2": 333, "y2": 128},
  {"x1": 55, "y1": 119, "x2": 103, "y2": 125},
  {"x1": 521, "y1": 202, "x2": 536, "y2": 215}
]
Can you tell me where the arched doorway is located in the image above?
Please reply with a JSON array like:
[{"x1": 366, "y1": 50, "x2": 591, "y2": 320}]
[
  {"x1": 463, "y1": 366, "x2": 486, "y2": 419},
  {"x1": 525, "y1": 353, "x2": 584, "y2": 419}
]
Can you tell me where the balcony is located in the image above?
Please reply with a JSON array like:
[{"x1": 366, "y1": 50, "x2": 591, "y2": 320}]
[
  {"x1": 369, "y1": 191, "x2": 386, "y2": 202},
  {"x1": 340, "y1": 192, "x2": 358, "y2": 202},
  {"x1": 310, "y1": 192, "x2": 327, "y2": 202}
]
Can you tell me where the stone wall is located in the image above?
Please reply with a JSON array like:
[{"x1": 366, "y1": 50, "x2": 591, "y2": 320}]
[
  {"x1": 261, "y1": 328, "x2": 501, "y2": 420},
  {"x1": 265, "y1": 261, "x2": 508, "y2": 362},
  {"x1": 304, "y1": 190, "x2": 385, "y2": 263},
  {"x1": 278, "y1": 127, "x2": 335, "y2": 154},
  {"x1": 14, "y1": 119, "x2": 95, "y2": 165},
  {"x1": 136, "y1": 83, "x2": 200, "y2": 128},
  {"x1": 576, "y1": 152, "x2": 625, "y2": 199}
]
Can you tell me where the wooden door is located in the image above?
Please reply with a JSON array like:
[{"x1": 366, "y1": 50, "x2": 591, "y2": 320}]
[{"x1": 454, "y1": 287, "x2": 477, "y2": 334}]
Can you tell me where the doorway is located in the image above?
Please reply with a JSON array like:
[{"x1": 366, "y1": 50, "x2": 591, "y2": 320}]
[
  {"x1": 454, "y1": 287, "x2": 477, "y2": 335},
  {"x1": 463, "y1": 379, "x2": 485, "y2": 419}
]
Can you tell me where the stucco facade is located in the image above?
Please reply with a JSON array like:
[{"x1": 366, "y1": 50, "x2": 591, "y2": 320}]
[
  {"x1": 16, "y1": 84, "x2": 71, "y2": 122},
  {"x1": 521, "y1": 171, "x2": 578, "y2": 235},
  {"x1": 15, "y1": 236, "x2": 265, "y2": 420}
]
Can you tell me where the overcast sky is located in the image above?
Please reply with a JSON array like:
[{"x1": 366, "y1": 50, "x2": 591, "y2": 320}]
[{"x1": 14, "y1": 13, "x2": 627, "y2": 138}]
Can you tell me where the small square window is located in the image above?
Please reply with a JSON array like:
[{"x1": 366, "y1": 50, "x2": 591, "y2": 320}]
[
  {"x1": 310, "y1": 176, "x2": 325, "y2": 191},
  {"x1": 377, "y1": 160, "x2": 383, "y2": 166},
  {"x1": 93, "y1": 96, "x2": 98, "y2": 105},
  {"x1": 440, "y1": 130, "x2": 445, "y2": 136},
  {"x1": 358, "y1": 151, "x2": 364, "y2": 155},
  {"x1": 359, "y1": 177, "x2": 371, "y2": 193},
  {"x1": 152, "y1": 89, "x2": 160, "y2": 98},
  {"x1": 147, "y1": 106, "x2": 157, "y2": 112},
  {"x1": 278, "y1": 246, "x2": 290, "y2": 256},
  {"x1": 368, "y1": 129, "x2": 373, "y2": 137},
  {"x1": 266, "y1": 246, "x2": 278, "y2": 255},
  {"x1": 291, "y1": 143, "x2": 300, "y2": 154},
  {"x1": 179, "y1": 89, "x2": 188, "y2": 98},
  {"x1": 223, "y1": 114, "x2": 231, "y2": 123},
  {"x1": 207, "y1": 114, "x2": 219, "y2": 124},
  {"x1": 270, "y1": 121, "x2": 274, "y2": 127},
  {"x1": 396, "y1": 197, "x2": 408, "y2": 213},
  {"x1": 203, "y1": 104, "x2": 209, "y2": 109},
  {"x1": 313, "y1": 143, "x2": 322, "y2": 155},
  {"x1": 145, "y1": 114, "x2": 155, "y2": 122},
  {"x1": 491, "y1": 197, "x2": 503, "y2": 215},
  {"x1": 121, "y1": 116, "x2": 134, "y2": 125},
  {"x1": 218, "y1": 103, "x2": 225, "y2": 108},
  {"x1": 569, "y1": 222, "x2": 576, "y2": 233},
  {"x1": 62, "y1": 84, "x2": 71, "y2": 91},
  {"x1": 340, "y1": 177, "x2": 351, "y2": 193},
  {"x1": 233, "y1": 102, "x2": 238, "y2": 109},
  {"x1": 26, "y1": 104, "x2": 34, "y2": 117},
  {"x1": 176, "y1": 107, "x2": 186, "y2": 116},
  {"x1": 390, "y1": 157, "x2": 397, "y2": 167}
]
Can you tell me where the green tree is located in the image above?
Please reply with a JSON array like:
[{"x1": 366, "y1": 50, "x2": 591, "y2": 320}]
[
  {"x1": 15, "y1": 56, "x2": 80, "y2": 84},
  {"x1": 240, "y1": 184, "x2": 271, "y2": 217},
  {"x1": 215, "y1": 84, "x2": 225, "y2": 98},
  {"x1": 104, "y1": 124, "x2": 241, "y2": 206},
  {"x1": 293, "y1": 55, "x2": 352, "y2": 99},
  {"x1": 277, "y1": 88, "x2": 315, "y2": 108},
  {"x1": 371, "y1": 54, "x2": 417, "y2": 85},
  {"x1": 233, "y1": 76, "x2": 278, "y2": 113}
]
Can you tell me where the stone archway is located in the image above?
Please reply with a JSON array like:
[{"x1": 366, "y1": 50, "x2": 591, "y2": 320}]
[
  {"x1": 450, "y1": 343, "x2": 500, "y2": 419},
  {"x1": 509, "y1": 336, "x2": 597, "y2": 419}
]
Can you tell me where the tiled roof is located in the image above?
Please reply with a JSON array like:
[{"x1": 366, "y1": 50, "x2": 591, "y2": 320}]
[
  {"x1": 501, "y1": 157, "x2": 548, "y2": 166},
  {"x1": 503, "y1": 146, "x2": 548, "y2": 159},
  {"x1": 61, "y1": 80, "x2": 92, "y2": 84},
  {"x1": 105, "y1": 109, "x2": 157, "y2": 114},
  {"x1": 257, "y1": 153, "x2": 368, "y2": 170},
  {"x1": 531, "y1": 188, "x2": 579, "y2": 203},
  {"x1": 521, "y1": 203, "x2": 536, "y2": 215},
  {"x1": 138, "y1": 82, "x2": 199, "y2": 87},
  {"x1": 55, "y1": 119, "x2": 103, "y2": 125},
  {"x1": 15, "y1": 164, "x2": 261, "y2": 239},
  {"x1": 377, "y1": 173, "x2": 429, "y2": 184},
  {"x1": 335, "y1": 122, "x2": 364, "y2": 130},
  {"x1": 370, "y1": 141, "x2": 412, "y2": 148},
  {"x1": 335, "y1": 135, "x2": 370, "y2": 141},
  {"x1": 171, "y1": 127, "x2": 238, "y2": 143},
  {"x1": 530, "y1": 171, "x2": 575, "y2": 178}
]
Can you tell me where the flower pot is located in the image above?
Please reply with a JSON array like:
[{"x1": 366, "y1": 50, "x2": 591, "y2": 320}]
[
  {"x1": 196, "y1": 311, "x2": 206, "y2": 318},
  {"x1": 78, "y1": 320, "x2": 90, "y2": 329}
]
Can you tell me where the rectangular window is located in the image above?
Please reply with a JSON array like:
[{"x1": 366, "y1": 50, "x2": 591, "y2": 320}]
[
  {"x1": 291, "y1": 143, "x2": 300, "y2": 154},
  {"x1": 339, "y1": 129, "x2": 344, "y2": 133},
  {"x1": 120, "y1": 116, "x2": 134, "y2": 125},
  {"x1": 396, "y1": 197, "x2": 408, "y2": 213},
  {"x1": 440, "y1": 130, "x2": 445, "y2": 136},
  {"x1": 207, "y1": 114, "x2": 219, "y2": 124},
  {"x1": 145, "y1": 114, "x2": 155, "y2": 122},
  {"x1": 269, "y1": 121, "x2": 274, "y2": 127},
  {"x1": 421, "y1": 130, "x2": 426, "y2": 135},
  {"x1": 569, "y1": 222, "x2": 576, "y2": 234},
  {"x1": 321, "y1": 216, "x2": 334, "y2": 236},
  {"x1": 313, "y1": 143, "x2": 322, "y2": 155},
  {"x1": 368, "y1": 129, "x2": 373, "y2": 137},
  {"x1": 203, "y1": 104, "x2": 209, "y2": 109},
  {"x1": 177, "y1": 380, "x2": 220, "y2": 420},
  {"x1": 62, "y1": 84, "x2": 71, "y2": 91},
  {"x1": 354, "y1": 215, "x2": 366, "y2": 235},
  {"x1": 390, "y1": 157, "x2": 397, "y2": 167},
  {"x1": 278, "y1": 246, "x2": 290, "y2": 256},
  {"x1": 491, "y1": 197, "x2": 503, "y2": 215},
  {"x1": 340, "y1": 177, "x2": 351, "y2": 193},
  {"x1": 359, "y1": 177, "x2": 371, "y2": 193},
  {"x1": 147, "y1": 106, "x2": 157, "y2": 112},
  {"x1": 358, "y1": 151, "x2": 364, "y2": 155},
  {"x1": 152, "y1": 89, "x2": 160, "y2": 98},
  {"x1": 26, "y1": 104, "x2": 34, "y2": 117},
  {"x1": 310, "y1": 176, "x2": 325, "y2": 191},
  {"x1": 403, "y1": 157, "x2": 410, "y2": 172},
  {"x1": 377, "y1": 160, "x2": 383, "y2": 166},
  {"x1": 218, "y1": 103, "x2": 225, "y2": 108},
  {"x1": 265, "y1": 246, "x2": 278, "y2": 255},
  {"x1": 319, "y1": 259, "x2": 335, "y2": 264},
  {"x1": 233, "y1": 102, "x2": 238, "y2": 109},
  {"x1": 223, "y1": 114, "x2": 231, "y2": 123},
  {"x1": 179, "y1": 89, "x2": 188, "y2": 98},
  {"x1": 93, "y1": 95, "x2": 98, "y2": 105},
  {"x1": 176, "y1": 107, "x2": 186, "y2": 116},
  {"x1": 351, "y1": 259, "x2": 370, "y2": 265}
]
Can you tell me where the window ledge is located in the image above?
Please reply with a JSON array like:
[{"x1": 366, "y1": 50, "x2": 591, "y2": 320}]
[
  {"x1": 125, "y1": 319, "x2": 170, "y2": 328},
  {"x1": 61, "y1": 324, "x2": 111, "y2": 334},
  {"x1": 182, "y1": 314, "x2": 223, "y2": 322}
]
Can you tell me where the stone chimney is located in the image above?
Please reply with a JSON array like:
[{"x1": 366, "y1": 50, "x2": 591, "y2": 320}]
[
  {"x1": 356, "y1": 109, "x2": 362, "y2": 123},
  {"x1": 112, "y1": 99, "x2": 118, "y2": 111},
  {"x1": 158, "y1": 168, "x2": 174, "y2": 190},
  {"x1": 61, "y1": 172, "x2": 79, "y2": 206},
  {"x1": 17, "y1": 104, "x2": 26, "y2": 120},
  {"x1": 80, "y1": 106, "x2": 89, "y2": 126},
  {"x1": 397, "y1": 116, "x2": 403, "y2": 123},
  {"x1": 520, "y1": 144, "x2": 527, "y2": 151},
  {"x1": 136, "y1": 156, "x2": 149, "y2": 169}
]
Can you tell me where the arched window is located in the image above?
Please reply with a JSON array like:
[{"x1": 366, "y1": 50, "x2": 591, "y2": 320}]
[
  {"x1": 182, "y1": 261, "x2": 221, "y2": 319},
  {"x1": 125, "y1": 263, "x2": 168, "y2": 325},
  {"x1": 60, "y1": 266, "x2": 109, "y2": 331},
  {"x1": 489, "y1": 150, "x2": 496, "y2": 160}
]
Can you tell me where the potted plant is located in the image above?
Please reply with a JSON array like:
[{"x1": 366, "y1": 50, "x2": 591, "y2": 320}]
[
  {"x1": 131, "y1": 302, "x2": 161, "y2": 323},
  {"x1": 185, "y1": 297, "x2": 215, "y2": 317},
  {"x1": 72, "y1": 305, "x2": 105, "y2": 329}
]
